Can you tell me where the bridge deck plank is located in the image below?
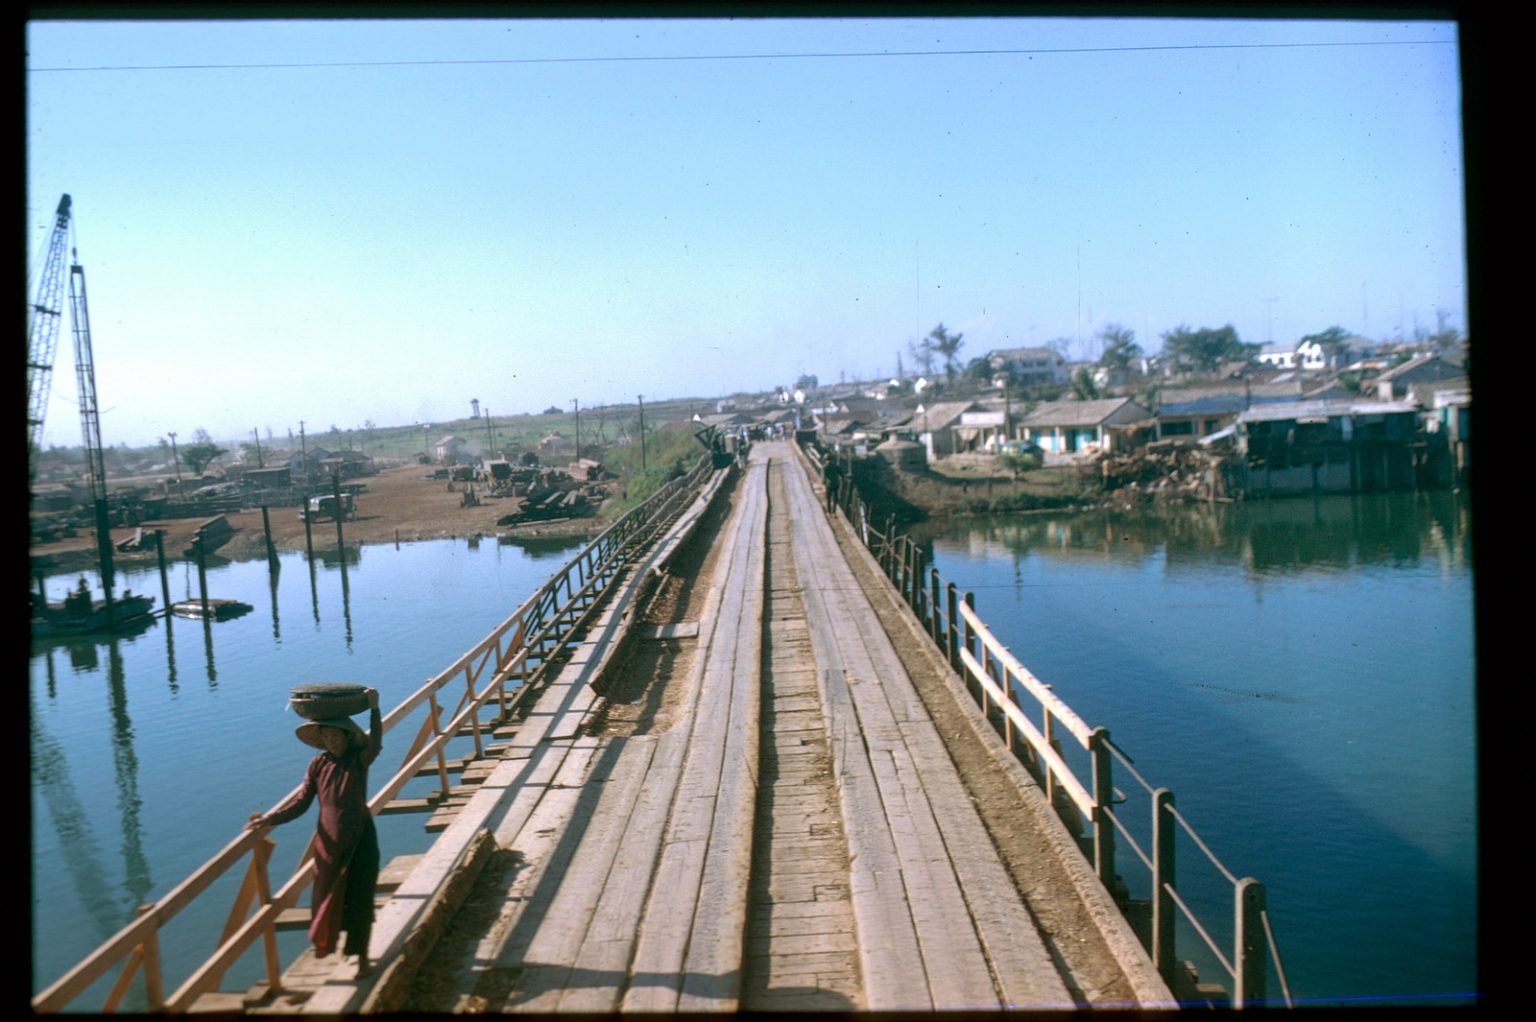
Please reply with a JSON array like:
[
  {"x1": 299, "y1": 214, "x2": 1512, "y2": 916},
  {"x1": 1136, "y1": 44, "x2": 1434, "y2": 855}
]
[
  {"x1": 263, "y1": 443, "x2": 1164, "y2": 1016},
  {"x1": 620, "y1": 456, "x2": 768, "y2": 1012},
  {"x1": 777, "y1": 440, "x2": 1074, "y2": 1010}
]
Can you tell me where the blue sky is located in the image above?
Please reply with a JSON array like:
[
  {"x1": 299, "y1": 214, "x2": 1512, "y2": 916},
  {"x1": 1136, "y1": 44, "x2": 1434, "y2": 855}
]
[{"x1": 26, "y1": 15, "x2": 1465, "y2": 449}]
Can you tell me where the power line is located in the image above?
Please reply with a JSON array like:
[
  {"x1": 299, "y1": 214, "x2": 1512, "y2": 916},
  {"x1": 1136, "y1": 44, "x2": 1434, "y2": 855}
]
[{"x1": 29, "y1": 38, "x2": 1452, "y2": 74}]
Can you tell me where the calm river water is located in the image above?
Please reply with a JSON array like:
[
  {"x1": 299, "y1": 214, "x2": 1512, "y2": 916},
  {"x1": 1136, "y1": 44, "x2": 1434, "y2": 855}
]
[
  {"x1": 917, "y1": 489, "x2": 1477, "y2": 1008},
  {"x1": 30, "y1": 490, "x2": 1476, "y2": 1008}
]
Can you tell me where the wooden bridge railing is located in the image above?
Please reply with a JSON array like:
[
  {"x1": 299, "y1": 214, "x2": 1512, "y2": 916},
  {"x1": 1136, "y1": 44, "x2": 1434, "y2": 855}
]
[
  {"x1": 813, "y1": 442, "x2": 1293, "y2": 1009},
  {"x1": 30, "y1": 454, "x2": 716, "y2": 1015}
]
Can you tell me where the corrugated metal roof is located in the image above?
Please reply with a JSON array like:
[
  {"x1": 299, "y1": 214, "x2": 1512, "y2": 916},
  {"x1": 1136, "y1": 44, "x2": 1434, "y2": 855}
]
[
  {"x1": 1018, "y1": 397, "x2": 1150, "y2": 427},
  {"x1": 1237, "y1": 399, "x2": 1418, "y2": 423}
]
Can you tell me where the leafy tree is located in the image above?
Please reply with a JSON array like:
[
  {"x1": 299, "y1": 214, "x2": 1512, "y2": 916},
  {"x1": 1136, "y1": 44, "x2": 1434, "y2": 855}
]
[
  {"x1": 181, "y1": 441, "x2": 227, "y2": 475},
  {"x1": 543, "y1": 405, "x2": 564, "y2": 416},
  {"x1": 1045, "y1": 336, "x2": 1073, "y2": 361},
  {"x1": 906, "y1": 337, "x2": 936, "y2": 378},
  {"x1": 1097, "y1": 324, "x2": 1142, "y2": 372},
  {"x1": 1071, "y1": 367, "x2": 1102, "y2": 400},
  {"x1": 1160, "y1": 324, "x2": 1257, "y2": 374},
  {"x1": 1300, "y1": 325, "x2": 1352, "y2": 368},
  {"x1": 966, "y1": 356, "x2": 994, "y2": 382},
  {"x1": 926, "y1": 323, "x2": 965, "y2": 383},
  {"x1": 795, "y1": 373, "x2": 819, "y2": 391},
  {"x1": 1428, "y1": 308, "x2": 1462, "y2": 347}
]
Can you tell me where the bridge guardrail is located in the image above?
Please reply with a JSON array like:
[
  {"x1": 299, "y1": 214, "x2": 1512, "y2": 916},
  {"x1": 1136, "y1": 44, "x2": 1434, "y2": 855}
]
[
  {"x1": 31, "y1": 454, "x2": 715, "y2": 1014},
  {"x1": 813, "y1": 442, "x2": 1293, "y2": 1009}
]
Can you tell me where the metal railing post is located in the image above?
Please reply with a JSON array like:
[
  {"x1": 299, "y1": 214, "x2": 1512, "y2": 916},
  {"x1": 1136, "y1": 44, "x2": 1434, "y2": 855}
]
[
  {"x1": 1153, "y1": 788, "x2": 1176, "y2": 978},
  {"x1": 1089, "y1": 726, "x2": 1116, "y2": 891},
  {"x1": 946, "y1": 582, "x2": 959, "y2": 671},
  {"x1": 962, "y1": 592, "x2": 976, "y2": 665},
  {"x1": 1043, "y1": 710, "x2": 1059, "y2": 804},
  {"x1": 901, "y1": 538, "x2": 913, "y2": 606},
  {"x1": 1235, "y1": 878, "x2": 1268, "y2": 1007},
  {"x1": 929, "y1": 567, "x2": 943, "y2": 646}
]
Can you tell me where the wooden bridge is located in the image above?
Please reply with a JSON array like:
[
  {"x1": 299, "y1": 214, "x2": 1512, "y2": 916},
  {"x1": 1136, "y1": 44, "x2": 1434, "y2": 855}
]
[{"x1": 35, "y1": 439, "x2": 1285, "y2": 1014}]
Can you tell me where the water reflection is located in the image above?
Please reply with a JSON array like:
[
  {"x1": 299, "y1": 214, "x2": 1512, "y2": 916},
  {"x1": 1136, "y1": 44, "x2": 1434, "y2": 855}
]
[
  {"x1": 30, "y1": 700, "x2": 124, "y2": 944},
  {"x1": 31, "y1": 533, "x2": 594, "y2": 999},
  {"x1": 917, "y1": 491, "x2": 1472, "y2": 580},
  {"x1": 29, "y1": 631, "x2": 154, "y2": 948},
  {"x1": 105, "y1": 639, "x2": 153, "y2": 911},
  {"x1": 313, "y1": 544, "x2": 363, "y2": 568},
  {"x1": 201, "y1": 616, "x2": 217, "y2": 685},
  {"x1": 163, "y1": 612, "x2": 178, "y2": 692},
  {"x1": 267, "y1": 562, "x2": 282, "y2": 640},
  {"x1": 307, "y1": 555, "x2": 321, "y2": 625},
  {"x1": 338, "y1": 546, "x2": 354, "y2": 648},
  {"x1": 919, "y1": 488, "x2": 1477, "y2": 1006}
]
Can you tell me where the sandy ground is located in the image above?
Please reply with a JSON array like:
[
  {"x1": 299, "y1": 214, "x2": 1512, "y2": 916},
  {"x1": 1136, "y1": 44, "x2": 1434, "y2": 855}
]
[{"x1": 29, "y1": 463, "x2": 607, "y2": 579}]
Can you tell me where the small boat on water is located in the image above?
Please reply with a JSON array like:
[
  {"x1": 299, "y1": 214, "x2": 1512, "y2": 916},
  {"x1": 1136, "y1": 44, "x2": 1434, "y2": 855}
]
[
  {"x1": 31, "y1": 591, "x2": 158, "y2": 639},
  {"x1": 170, "y1": 598, "x2": 254, "y2": 621}
]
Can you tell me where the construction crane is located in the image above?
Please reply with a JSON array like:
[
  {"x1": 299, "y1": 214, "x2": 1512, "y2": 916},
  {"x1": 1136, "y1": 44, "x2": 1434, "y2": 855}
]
[
  {"x1": 69, "y1": 254, "x2": 117, "y2": 596},
  {"x1": 27, "y1": 194, "x2": 121, "y2": 603},
  {"x1": 27, "y1": 193, "x2": 73, "y2": 493}
]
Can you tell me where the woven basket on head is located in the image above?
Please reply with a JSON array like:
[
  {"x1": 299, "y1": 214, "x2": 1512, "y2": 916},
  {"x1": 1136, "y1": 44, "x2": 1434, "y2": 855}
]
[{"x1": 289, "y1": 682, "x2": 370, "y2": 720}]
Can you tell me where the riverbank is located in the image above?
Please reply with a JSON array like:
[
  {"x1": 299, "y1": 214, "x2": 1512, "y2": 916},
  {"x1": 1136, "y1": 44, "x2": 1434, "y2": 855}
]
[
  {"x1": 28, "y1": 463, "x2": 608, "y2": 579},
  {"x1": 30, "y1": 447, "x2": 1215, "y2": 581},
  {"x1": 849, "y1": 446, "x2": 1236, "y2": 527},
  {"x1": 850, "y1": 452, "x2": 1103, "y2": 528}
]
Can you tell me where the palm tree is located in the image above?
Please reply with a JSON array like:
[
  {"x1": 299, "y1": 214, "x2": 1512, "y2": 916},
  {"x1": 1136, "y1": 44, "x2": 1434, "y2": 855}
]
[{"x1": 928, "y1": 323, "x2": 965, "y2": 384}]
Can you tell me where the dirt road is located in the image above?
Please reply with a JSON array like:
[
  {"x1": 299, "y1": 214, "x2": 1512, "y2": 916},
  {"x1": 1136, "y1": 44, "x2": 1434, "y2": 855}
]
[{"x1": 29, "y1": 464, "x2": 607, "y2": 578}]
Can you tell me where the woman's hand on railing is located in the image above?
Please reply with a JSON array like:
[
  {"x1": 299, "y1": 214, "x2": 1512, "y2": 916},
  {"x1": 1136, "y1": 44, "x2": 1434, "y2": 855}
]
[{"x1": 246, "y1": 812, "x2": 268, "y2": 831}]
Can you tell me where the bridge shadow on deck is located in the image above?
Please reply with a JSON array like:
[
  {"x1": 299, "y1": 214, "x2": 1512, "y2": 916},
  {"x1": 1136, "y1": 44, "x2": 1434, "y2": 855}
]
[{"x1": 407, "y1": 726, "x2": 833, "y2": 1013}]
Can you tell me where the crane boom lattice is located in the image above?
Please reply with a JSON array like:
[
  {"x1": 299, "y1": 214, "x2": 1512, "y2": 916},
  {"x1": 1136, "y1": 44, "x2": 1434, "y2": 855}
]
[{"x1": 27, "y1": 194, "x2": 73, "y2": 490}]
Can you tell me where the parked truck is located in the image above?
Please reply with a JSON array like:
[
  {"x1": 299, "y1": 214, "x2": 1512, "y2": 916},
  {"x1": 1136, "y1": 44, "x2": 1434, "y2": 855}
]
[{"x1": 299, "y1": 493, "x2": 356, "y2": 522}]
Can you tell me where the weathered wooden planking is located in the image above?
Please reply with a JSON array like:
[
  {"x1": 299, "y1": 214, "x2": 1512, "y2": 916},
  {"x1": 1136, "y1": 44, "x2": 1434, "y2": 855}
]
[
  {"x1": 742, "y1": 454, "x2": 864, "y2": 1013},
  {"x1": 555, "y1": 733, "x2": 685, "y2": 1014},
  {"x1": 781, "y1": 442, "x2": 1007, "y2": 1009},
  {"x1": 479, "y1": 473, "x2": 743, "y2": 1008},
  {"x1": 809, "y1": 448, "x2": 1086, "y2": 1008},
  {"x1": 678, "y1": 460, "x2": 768, "y2": 1009},
  {"x1": 256, "y1": 465, "x2": 738, "y2": 1017},
  {"x1": 828, "y1": 595, "x2": 1001, "y2": 1007},
  {"x1": 892, "y1": 721, "x2": 1073, "y2": 1006},
  {"x1": 621, "y1": 457, "x2": 770, "y2": 1012},
  {"x1": 500, "y1": 736, "x2": 658, "y2": 1012},
  {"x1": 783, "y1": 450, "x2": 931, "y2": 1008}
]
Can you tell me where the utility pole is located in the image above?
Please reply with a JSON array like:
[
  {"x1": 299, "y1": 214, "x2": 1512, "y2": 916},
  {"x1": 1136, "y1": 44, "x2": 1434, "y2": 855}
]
[
  {"x1": 573, "y1": 399, "x2": 581, "y2": 462},
  {"x1": 167, "y1": 431, "x2": 183, "y2": 495},
  {"x1": 637, "y1": 395, "x2": 646, "y2": 471},
  {"x1": 299, "y1": 421, "x2": 310, "y2": 490},
  {"x1": 252, "y1": 427, "x2": 265, "y2": 468},
  {"x1": 1003, "y1": 381, "x2": 1011, "y2": 444},
  {"x1": 484, "y1": 408, "x2": 495, "y2": 459}
]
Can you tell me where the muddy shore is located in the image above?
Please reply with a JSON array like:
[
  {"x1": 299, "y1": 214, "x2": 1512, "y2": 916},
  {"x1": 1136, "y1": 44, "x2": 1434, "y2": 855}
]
[{"x1": 29, "y1": 464, "x2": 607, "y2": 580}]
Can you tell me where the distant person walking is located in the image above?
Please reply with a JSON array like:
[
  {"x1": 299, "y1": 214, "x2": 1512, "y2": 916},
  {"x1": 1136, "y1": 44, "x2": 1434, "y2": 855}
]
[
  {"x1": 249, "y1": 687, "x2": 383, "y2": 979},
  {"x1": 822, "y1": 456, "x2": 842, "y2": 512}
]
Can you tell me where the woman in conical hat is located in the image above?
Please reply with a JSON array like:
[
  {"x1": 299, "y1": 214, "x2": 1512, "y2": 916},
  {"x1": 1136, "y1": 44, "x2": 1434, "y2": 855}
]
[{"x1": 248, "y1": 687, "x2": 383, "y2": 980}]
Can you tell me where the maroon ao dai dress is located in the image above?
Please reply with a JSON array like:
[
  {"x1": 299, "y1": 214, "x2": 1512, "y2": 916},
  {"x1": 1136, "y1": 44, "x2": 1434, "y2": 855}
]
[{"x1": 264, "y1": 705, "x2": 383, "y2": 957}]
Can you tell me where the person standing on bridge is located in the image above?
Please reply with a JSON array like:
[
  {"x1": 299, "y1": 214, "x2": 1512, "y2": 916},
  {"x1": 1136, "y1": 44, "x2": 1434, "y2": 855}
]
[
  {"x1": 248, "y1": 687, "x2": 383, "y2": 980},
  {"x1": 822, "y1": 454, "x2": 843, "y2": 511}
]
